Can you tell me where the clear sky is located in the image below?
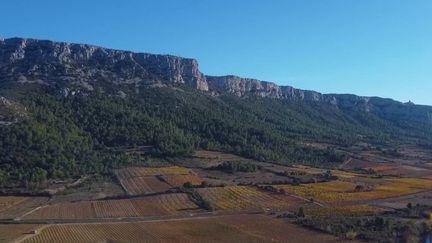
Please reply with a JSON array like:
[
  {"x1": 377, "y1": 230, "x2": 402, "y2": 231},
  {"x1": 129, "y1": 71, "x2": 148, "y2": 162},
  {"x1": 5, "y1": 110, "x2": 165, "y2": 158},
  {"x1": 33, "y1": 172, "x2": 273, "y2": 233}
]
[{"x1": 1, "y1": 0, "x2": 431, "y2": 105}]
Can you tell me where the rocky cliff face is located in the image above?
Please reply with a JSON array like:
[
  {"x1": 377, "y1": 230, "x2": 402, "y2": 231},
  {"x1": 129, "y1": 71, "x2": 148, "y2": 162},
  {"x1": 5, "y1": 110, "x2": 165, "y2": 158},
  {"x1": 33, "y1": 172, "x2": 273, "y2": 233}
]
[
  {"x1": 0, "y1": 37, "x2": 376, "y2": 105},
  {"x1": 0, "y1": 37, "x2": 208, "y2": 91},
  {"x1": 206, "y1": 75, "x2": 337, "y2": 103},
  {"x1": 205, "y1": 75, "x2": 432, "y2": 125},
  {"x1": 0, "y1": 96, "x2": 27, "y2": 125},
  {"x1": 0, "y1": 37, "x2": 431, "y2": 124}
]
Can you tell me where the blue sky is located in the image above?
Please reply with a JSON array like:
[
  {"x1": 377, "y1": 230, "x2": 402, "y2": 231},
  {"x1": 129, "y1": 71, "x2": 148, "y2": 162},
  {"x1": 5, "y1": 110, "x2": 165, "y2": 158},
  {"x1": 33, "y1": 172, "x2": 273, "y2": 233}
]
[{"x1": 1, "y1": 0, "x2": 431, "y2": 104}]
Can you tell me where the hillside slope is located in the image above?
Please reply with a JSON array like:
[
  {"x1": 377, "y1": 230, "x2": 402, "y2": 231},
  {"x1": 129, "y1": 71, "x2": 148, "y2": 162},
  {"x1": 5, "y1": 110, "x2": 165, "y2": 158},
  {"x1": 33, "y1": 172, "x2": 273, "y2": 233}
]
[{"x1": 0, "y1": 37, "x2": 431, "y2": 188}]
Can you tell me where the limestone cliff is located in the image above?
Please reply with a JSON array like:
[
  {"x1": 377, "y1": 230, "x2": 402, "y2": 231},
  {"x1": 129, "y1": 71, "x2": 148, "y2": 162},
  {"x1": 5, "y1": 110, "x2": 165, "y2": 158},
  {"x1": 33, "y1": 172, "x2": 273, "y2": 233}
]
[
  {"x1": 0, "y1": 37, "x2": 208, "y2": 91},
  {"x1": 0, "y1": 37, "x2": 431, "y2": 124}
]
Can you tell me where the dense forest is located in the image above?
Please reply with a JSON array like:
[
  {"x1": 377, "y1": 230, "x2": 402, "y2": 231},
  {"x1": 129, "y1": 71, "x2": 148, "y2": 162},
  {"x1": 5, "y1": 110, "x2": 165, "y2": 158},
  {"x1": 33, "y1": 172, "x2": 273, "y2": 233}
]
[{"x1": 0, "y1": 84, "x2": 431, "y2": 187}]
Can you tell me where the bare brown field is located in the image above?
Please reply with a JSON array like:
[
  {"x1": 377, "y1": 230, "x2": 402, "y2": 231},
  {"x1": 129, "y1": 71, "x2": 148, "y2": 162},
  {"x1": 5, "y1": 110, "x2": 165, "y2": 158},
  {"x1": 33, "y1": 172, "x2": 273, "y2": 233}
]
[
  {"x1": 193, "y1": 150, "x2": 249, "y2": 161},
  {"x1": 120, "y1": 177, "x2": 171, "y2": 195},
  {"x1": 21, "y1": 215, "x2": 344, "y2": 243},
  {"x1": 0, "y1": 197, "x2": 31, "y2": 213},
  {"x1": 197, "y1": 186, "x2": 304, "y2": 211},
  {"x1": 116, "y1": 166, "x2": 190, "y2": 178},
  {"x1": 342, "y1": 158, "x2": 430, "y2": 177},
  {"x1": 190, "y1": 150, "x2": 252, "y2": 168},
  {"x1": 0, "y1": 224, "x2": 41, "y2": 243},
  {"x1": 162, "y1": 174, "x2": 204, "y2": 187},
  {"x1": 338, "y1": 145, "x2": 432, "y2": 178},
  {"x1": 364, "y1": 164, "x2": 428, "y2": 176},
  {"x1": 0, "y1": 197, "x2": 49, "y2": 220},
  {"x1": 304, "y1": 205, "x2": 384, "y2": 217},
  {"x1": 23, "y1": 201, "x2": 96, "y2": 220},
  {"x1": 131, "y1": 193, "x2": 199, "y2": 216},
  {"x1": 398, "y1": 145, "x2": 432, "y2": 160},
  {"x1": 49, "y1": 178, "x2": 125, "y2": 204},
  {"x1": 372, "y1": 190, "x2": 432, "y2": 209},
  {"x1": 23, "y1": 193, "x2": 199, "y2": 220},
  {"x1": 116, "y1": 166, "x2": 194, "y2": 195},
  {"x1": 93, "y1": 199, "x2": 139, "y2": 218}
]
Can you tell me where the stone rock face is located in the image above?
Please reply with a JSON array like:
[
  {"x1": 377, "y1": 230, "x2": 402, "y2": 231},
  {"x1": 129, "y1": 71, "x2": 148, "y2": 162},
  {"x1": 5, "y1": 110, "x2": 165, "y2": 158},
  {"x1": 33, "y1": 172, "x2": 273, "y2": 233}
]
[
  {"x1": 0, "y1": 37, "x2": 372, "y2": 105},
  {"x1": 0, "y1": 37, "x2": 208, "y2": 91},
  {"x1": 205, "y1": 76, "x2": 432, "y2": 124},
  {"x1": 0, "y1": 96, "x2": 27, "y2": 125},
  {"x1": 206, "y1": 75, "x2": 337, "y2": 103},
  {"x1": 0, "y1": 37, "x2": 431, "y2": 124}
]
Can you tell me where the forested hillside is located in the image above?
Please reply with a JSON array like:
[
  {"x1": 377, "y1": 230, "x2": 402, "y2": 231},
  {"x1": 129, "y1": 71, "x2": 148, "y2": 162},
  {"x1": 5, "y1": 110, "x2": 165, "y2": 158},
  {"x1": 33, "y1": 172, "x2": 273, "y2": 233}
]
[
  {"x1": 1, "y1": 83, "x2": 431, "y2": 188},
  {"x1": 0, "y1": 37, "x2": 431, "y2": 189}
]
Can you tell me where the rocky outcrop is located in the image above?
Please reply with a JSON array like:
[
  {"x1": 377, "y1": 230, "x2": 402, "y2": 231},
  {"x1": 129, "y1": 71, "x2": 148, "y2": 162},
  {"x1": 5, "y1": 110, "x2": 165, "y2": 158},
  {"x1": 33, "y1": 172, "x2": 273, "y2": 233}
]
[
  {"x1": 0, "y1": 37, "x2": 208, "y2": 91},
  {"x1": 205, "y1": 76, "x2": 432, "y2": 124},
  {"x1": 0, "y1": 37, "x2": 431, "y2": 124},
  {"x1": 206, "y1": 75, "x2": 339, "y2": 104},
  {"x1": 0, "y1": 96, "x2": 27, "y2": 125},
  {"x1": 0, "y1": 37, "x2": 378, "y2": 105}
]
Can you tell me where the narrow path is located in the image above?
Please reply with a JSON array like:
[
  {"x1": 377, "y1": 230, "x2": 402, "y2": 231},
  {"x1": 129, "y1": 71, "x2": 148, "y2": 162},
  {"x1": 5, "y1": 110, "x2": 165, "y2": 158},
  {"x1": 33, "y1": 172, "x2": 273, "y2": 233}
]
[
  {"x1": 0, "y1": 209, "x2": 265, "y2": 225},
  {"x1": 15, "y1": 205, "x2": 48, "y2": 221}
]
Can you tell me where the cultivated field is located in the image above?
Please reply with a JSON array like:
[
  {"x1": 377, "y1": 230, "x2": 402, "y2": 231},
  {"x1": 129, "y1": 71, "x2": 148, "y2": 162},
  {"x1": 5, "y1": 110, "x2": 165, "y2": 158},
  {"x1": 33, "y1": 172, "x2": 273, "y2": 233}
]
[
  {"x1": 23, "y1": 193, "x2": 200, "y2": 220},
  {"x1": 197, "y1": 186, "x2": 303, "y2": 211},
  {"x1": 21, "y1": 215, "x2": 343, "y2": 243},
  {"x1": 0, "y1": 197, "x2": 30, "y2": 213},
  {"x1": 0, "y1": 224, "x2": 41, "y2": 243},
  {"x1": 372, "y1": 190, "x2": 432, "y2": 209},
  {"x1": 162, "y1": 174, "x2": 203, "y2": 187},
  {"x1": 116, "y1": 166, "x2": 191, "y2": 178},
  {"x1": 273, "y1": 178, "x2": 432, "y2": 204},
  {"x1": 115, "y1": 166, "x2": 198, "y2": 195},
  {"x1": 339, "y1": 146, "x2": 432, "y2": 178},
  {"x1": 119, "y1": 177, "x2": 171, "y2": 195},
  {"x1": 3, "y1": 149, "x2": 431, "y2": 242},
  {"x1": 304, "y1": 204, "x2": 384, "y2": 217}
]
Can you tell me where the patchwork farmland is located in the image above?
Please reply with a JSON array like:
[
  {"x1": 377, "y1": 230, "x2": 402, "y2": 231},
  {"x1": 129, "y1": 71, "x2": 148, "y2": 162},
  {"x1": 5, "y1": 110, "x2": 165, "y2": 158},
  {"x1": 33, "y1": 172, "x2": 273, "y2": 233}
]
[
  {"x1": 23, "y1": 193, "x2": 200, "y2": 220},
  {"x1": 272, "y1": 177, "x2": 432, "y2": 204},
  {"x1": 196, "y1": 186, "x2": 304, "y2": 211},
  {"x1": 1, "y1": 149, "x2": 432, "y2": 242},
  {"x1": 21, "y1": 215, "x2": 342, "y2": 243},
  {"x1": 115, "y1": 166, "x2": 202, "y2": 195}
]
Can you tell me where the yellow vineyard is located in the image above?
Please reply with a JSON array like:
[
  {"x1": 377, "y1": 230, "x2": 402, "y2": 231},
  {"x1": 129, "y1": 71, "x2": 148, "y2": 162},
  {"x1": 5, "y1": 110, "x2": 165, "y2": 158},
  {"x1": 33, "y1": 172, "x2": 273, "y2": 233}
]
[
  {"x1": 162, "y1": 174, "x2": 204, "y2": 187},
  {"x1": 273, "y1": 178, "x2": 432, "y2": 203},
  {"x1": 197, "y1": 186, "x2": 302, "y2": 211}
]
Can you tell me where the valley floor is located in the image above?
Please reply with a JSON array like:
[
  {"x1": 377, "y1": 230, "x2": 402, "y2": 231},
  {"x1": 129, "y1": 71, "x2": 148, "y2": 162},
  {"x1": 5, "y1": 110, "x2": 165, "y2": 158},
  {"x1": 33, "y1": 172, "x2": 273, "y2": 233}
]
[{"x1": 1, "y1": 145, "x2": 432, "y2": 242}]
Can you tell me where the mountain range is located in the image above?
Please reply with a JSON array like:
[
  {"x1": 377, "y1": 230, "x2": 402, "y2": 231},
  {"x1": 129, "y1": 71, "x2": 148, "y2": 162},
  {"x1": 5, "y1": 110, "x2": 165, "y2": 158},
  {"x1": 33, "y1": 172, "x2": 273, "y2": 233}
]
[
  {"x1": 0, "y1": 37, "x2": 431, "y2": 186},
  {"x1": 1, "y1": 37, "x2": 431, "y2": 124}
]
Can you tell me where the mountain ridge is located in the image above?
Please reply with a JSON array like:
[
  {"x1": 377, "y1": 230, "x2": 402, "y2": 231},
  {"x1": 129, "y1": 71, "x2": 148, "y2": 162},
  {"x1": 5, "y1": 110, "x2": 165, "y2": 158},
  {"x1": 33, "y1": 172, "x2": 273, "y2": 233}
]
[
  {"x1": 0, "y1": 37, "x2": 431, "y2": 125},
  {"x1": 0, "y1": 37, "x2": 393, "y2": 103},
  {"x1": 1, "y1": 37, "x2": 432, "y2": 188}
]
